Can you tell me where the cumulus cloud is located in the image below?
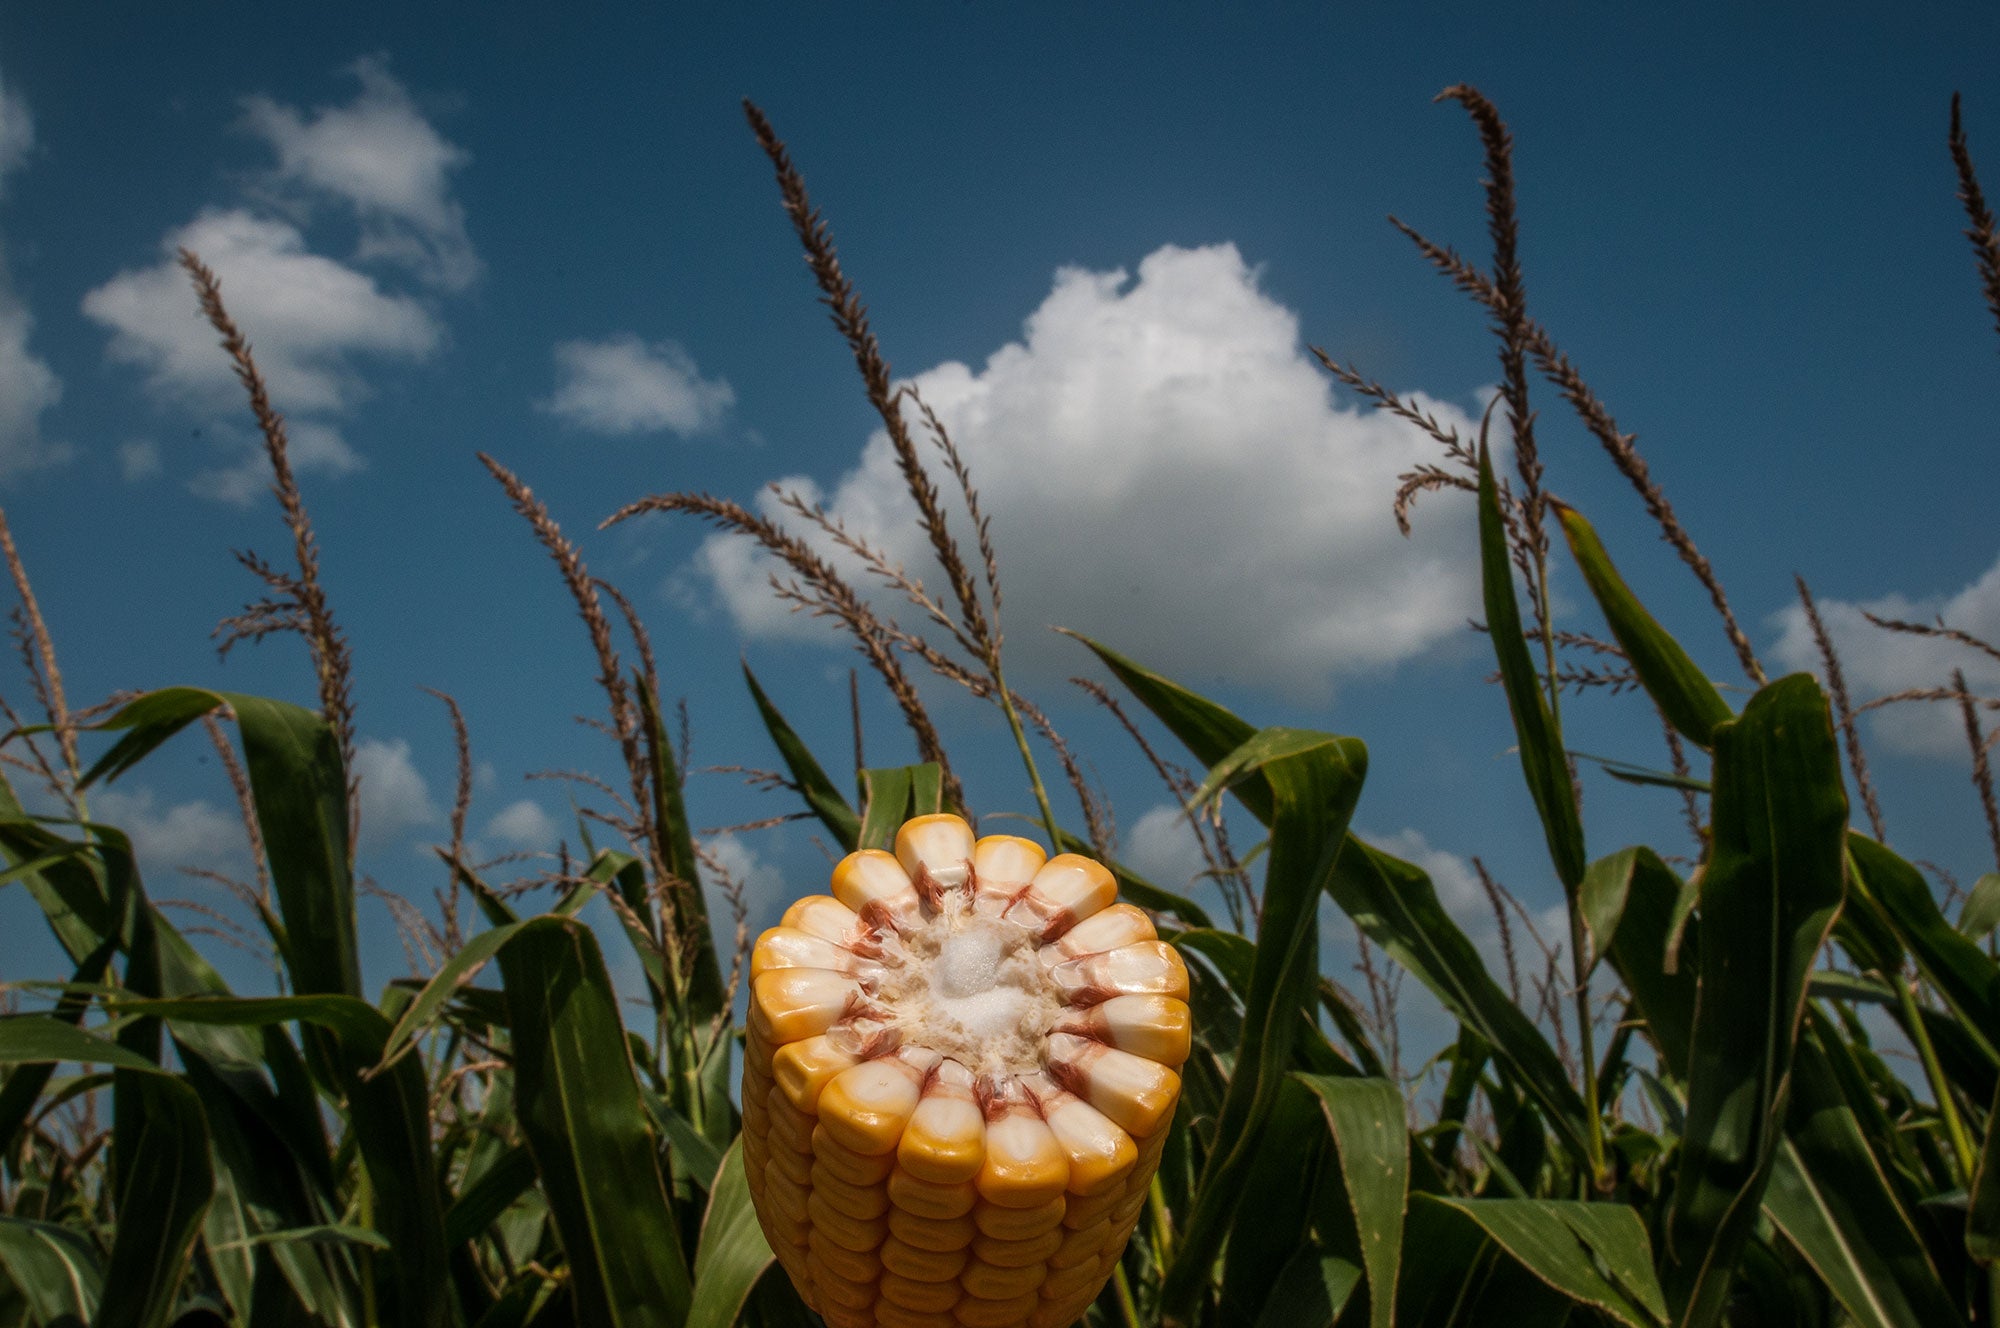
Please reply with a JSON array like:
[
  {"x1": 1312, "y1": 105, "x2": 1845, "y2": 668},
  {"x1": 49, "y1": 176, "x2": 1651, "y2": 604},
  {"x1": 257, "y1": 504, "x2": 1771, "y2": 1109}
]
[
  {"x1": 118, "y1": 439, "x2": 163, "y2": 481},
  {"x1": 93, "y1": 786, "x2": 252, "y2": 880},
  {"x1": 1124, "y1": 804, "x2": 1208, "y2": 892},
  {"x1": 484, "y1": 798, "x2": 557, "y2": 849},
  {"x1": 240, "y1": 55, "x2": 479, "y2": 290},
  {"x1": 0, "y1": 74, "x2": 69, "y2": 481},
  {"x1": 541, "y1": 335, "x2": 735, "y2": 437},
  {"x1": 84, "y1": 208, "x2": 439, "y2": 415},
  {"x1": 705, "y1": 831, "x2": 790, "y2": 933},
  {"x1": 1771, "y1": 553, "x2": 2000, "y2": 756},
  {"x1": 83, "y1": 59, "x2": 471, "y2": 500},
  {"x1": 687, "y1": 244, "x2": 1485, "y2": 696},
  {"x1": 354, "y1": 736, "x2": 440, "y2": 849},
  {"x1": 0, "y1": 75, "x2": 31, "y2": 185}
]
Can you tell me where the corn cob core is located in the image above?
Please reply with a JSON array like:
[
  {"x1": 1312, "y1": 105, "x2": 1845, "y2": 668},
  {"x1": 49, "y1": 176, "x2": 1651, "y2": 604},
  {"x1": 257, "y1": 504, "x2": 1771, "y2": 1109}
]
[{"x1": 742, "y1": 814, "x2": 1190, "y2": 1328}]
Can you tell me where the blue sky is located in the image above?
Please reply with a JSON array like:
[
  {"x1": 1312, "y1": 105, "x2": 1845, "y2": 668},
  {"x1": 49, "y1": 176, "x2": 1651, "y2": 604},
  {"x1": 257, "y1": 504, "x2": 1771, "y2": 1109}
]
[{"x1": 2, "y1": 5, "x2": 1998, "y2": 1054}]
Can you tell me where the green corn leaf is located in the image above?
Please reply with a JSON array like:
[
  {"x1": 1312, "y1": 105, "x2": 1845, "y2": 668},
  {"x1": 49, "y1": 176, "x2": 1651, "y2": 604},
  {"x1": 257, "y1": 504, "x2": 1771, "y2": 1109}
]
[
  {"x1": 1430, "y1": 1026, "x2": 1489, "y2": 1171},
  {"x1": 113, "y1": 995, "x2": 447, "y2": 1328},
  {"x1": 1296, "y1": 1073, "x2": 1407, "y2": 1328},
  {"x1": 83, "y1": 687, "x2": 361, "y2": 1002},
  {"x1": 0, "y1": 1217, "x2": 103, "y2": 1326},
  {"x1": 1219, "y1": 1077, "x2": 1329, "y2": 1324},
  {"x1": 445, "y1": 1143, "x2": 538, "y2": 1247},
  {"x1": 99, "y1": 1070, "x2": 213, "y2": 1328},
  {"x1": 0, "y1": 785, "x2": 120, "y2": 964},
  {"x1": 1960, "y1": 872, "x2": 2000, "y2": 941},
  {"x1": 856, "y1": 763, "x2": 943, "y2": 850},
  {"x1": 1063, "y1": 629, "x2": 1272, "y2": 826},
  {"x1": 186, "y1": 1051, "x2": 360, "y2": 1328},
  {"x1": 498, "y1": 915, "x2": 691, "y2": 1328},
  {"x1": 1971, "y1": 1074, "x2": 1999, "y2": 1264},
  {"x1": 1554, "y1": 501, "x2": 1735, "y2": 748},
  {"x1": 635, "y1": 673, "x2": 728, "y2": 1027},
  {"x1": 1845, "y1": 834, "x2": 2000, "y2": 1066},
  {"x1": 1250, "y1": 1243, "x2": 1361, "y2": 1328},
  {"x1": 1415, "y1": 1196, "x2": 1668, "y2": 1328},
  {"x1": 743, "y1": 661, "x2": 861, "y2": 851},
  {"x1": 1761, "y1": 1027, "x2": 1957, "y2": 1328},
  {"x1": 1476, "y1": 440, "x2": 1585, "y2": 891},
  {"x1": 1579, "y1": 846, "x2": 1698, "y2": 1078},
  {"x1": 1172, "y1": 928, "x2": 1254, "y2": 999},
  {"x1": 0, "y1": 1014, "x2": 157, "y2": 1071},
  {"x1": 686, "y1": 1140, "x2": 776, "y2": 1328},
  {"x1": 1396, "y1": 1198, "x2": 1571, "y2": 1328},
  {"x1": 1158, "y1": 725, "x2": 1367, "y2": 1324},
  {"x1": 1053, "y1": 825, "x2": 1214, "y2": 928},
  {"x1": 1326, "y1": 834, "x2": 1594, "y2": 1170},
  {"x1": 1665, "y1": 674, "x2": 1847, "y2": 1328},
  {"x1": 640, "y1": 1083, "x2": 726, "y2": 1190}
]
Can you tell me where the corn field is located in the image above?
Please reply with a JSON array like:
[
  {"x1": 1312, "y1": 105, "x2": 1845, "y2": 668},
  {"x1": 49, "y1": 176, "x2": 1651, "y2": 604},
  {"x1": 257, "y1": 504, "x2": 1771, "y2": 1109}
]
[{"x1": 2, "y1": 85, "x2": 1999, "y2": 1328}]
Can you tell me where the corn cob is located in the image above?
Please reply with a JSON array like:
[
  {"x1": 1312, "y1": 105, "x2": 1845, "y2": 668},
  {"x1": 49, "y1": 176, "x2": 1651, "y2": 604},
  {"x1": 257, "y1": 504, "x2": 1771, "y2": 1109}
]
[{"x1": 743, "y1": 813, "x2": 1190, "y2": 1328}]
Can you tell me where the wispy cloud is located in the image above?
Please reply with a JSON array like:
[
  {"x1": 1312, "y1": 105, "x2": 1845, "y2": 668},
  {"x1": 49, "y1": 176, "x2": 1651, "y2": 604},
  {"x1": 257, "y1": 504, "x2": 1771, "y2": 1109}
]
[
  {"x1": 240, "y1": 55, "x2": 479, "y2": 291},
  {"x1": 1772, "y1": 553, "x2": 2000, "y2": 756},
  {"x1": 689, "y1": 243, "x2": 1484, "y2": 697},
  {"x1": 541, "y1": 335, "x2": 735, "y2": 437},
  {"x1": 354, "y1": 736, "x2": 441, "y2": 850},
  {"x1": 81, "y1": 59, "x2": 472, "y2": 502},
  {"x1": 0, "y1": 72, "x2": 71, "y2": 481}
]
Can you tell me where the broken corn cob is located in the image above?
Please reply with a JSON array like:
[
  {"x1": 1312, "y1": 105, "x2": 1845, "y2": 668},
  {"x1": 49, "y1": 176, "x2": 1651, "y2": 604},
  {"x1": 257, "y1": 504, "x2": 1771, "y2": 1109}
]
[{"x1": 743, "y1": 813, "x2": 1189, "y2": 1328}]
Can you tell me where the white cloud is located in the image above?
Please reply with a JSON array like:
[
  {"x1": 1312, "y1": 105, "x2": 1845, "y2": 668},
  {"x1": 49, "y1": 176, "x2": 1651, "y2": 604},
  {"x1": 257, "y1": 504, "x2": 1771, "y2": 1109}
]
[
  {"x1": 705, "y1": 831, "x2": 788, "y2": 926},
  {"x1": 118, "y1": 439, "x2": 162, "y2": 481},
  {"x1": 686, "y1": 243, "x2": 1485, "y2": 696},
  {"x1": 92, "y1": 786, "x2": 252, "y2": 880},
  {"x1": 84, "y1": 207, "x2": 440, "y2": 416},
  {"x1": 188, "y1": 417, "x2": 365, "y2": 507},
  {"x1": 0, "y1": 75, "x2": 32, "y2": 190},
  {"x1": 240, "y1": 55, "x2": 478, "y2": 290},
  {"x1": 484, "y1": 798, "x2": 557, "y2": 849},
  {"x1": 0, "y1": 280, "x2": 67, "y2": 479},
  {"x1": 354, "y1": 736, "x2": 440, "y2": 849},
  {"x1": 1124, "y1": 803, "x2": 1207, "y2": 891},
  {"x1": 0, "y1": 74, "x2": 68, "y2": 482},
  {"x1": 1771, "y1": 553, "x2": 2000, "y2": 756},
  {"x1": 1363, "y1": 827, "x2": 1565, "y2": 988},
  {"x1": 541, "y1": 335, "x2": 734, "y2": 437}
]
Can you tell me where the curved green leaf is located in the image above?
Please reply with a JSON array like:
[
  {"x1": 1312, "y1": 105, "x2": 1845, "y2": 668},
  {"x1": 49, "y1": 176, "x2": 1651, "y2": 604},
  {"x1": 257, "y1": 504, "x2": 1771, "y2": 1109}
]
[
  {"x1": 1159, "y1": 726, "x2": 1367, "y2": 1323},
  {"x1": 1326, "y1": 834, "x2": 1593, "y2": 1169},
  {"x1": 1961, "y1": 872, "x2": 2000, "y2": 941},
  {"x1": 635, "y1": 673, "x2": 727, "y2": 1027},
  {"x1": 115, "y1": 995, "x2": 447, "y2": 1328},
  {"x1": 0, "y1": 1217, "x2": 102, "y2": 1327},
  {"x1": 1554, "y1": 501, "x2": 1734, "y2": 747},
  {"x1": 0, "y1": 1015, "x2": 157, "y2": 1071},
  {"x1": 100, "y1": 1071, "x2": 213, "y2": 1328},
  {"x1": 1297, "y1": 1073, "x2": 1407, "y2": 1328},
  {"x1": 743, "y1": 662, "x2": 861, "y2": 852},
  {"x1": 1476, "y1": 441, "x2": 1585, "y2": 890},
  {"x1": 1846, "y1": 834, "x2": 2000, "y2": 1065},
  {"x1": 1666, "y1": 674, "x2": 1847, "y2": 1327},
  {"x1": 498, "y1": 916, "x2": 691, "y2": 1328},
  {"x1": 1580, "y1": 846, "x2": 1697, "y2": 1078},
  {"x1": 1416, "y1": 1195, "x2": 1667, "y2": 1328},
  {"x1": 1763, "y1": 1031, "x2": 1957, "y2": 1328},
  {"x1": 1063, "y1": 630, "x2": 1272, "y2": 826},
  {"x1": 686, "y1": 1140, "x2": 775, "y2": 1328}
]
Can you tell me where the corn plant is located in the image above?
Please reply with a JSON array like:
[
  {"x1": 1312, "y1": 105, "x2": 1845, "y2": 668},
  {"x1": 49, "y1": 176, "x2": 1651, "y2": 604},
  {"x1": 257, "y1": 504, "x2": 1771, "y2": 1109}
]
[{"x1": 2, "y1": 83, "x2": 1999, "y2": 1328}]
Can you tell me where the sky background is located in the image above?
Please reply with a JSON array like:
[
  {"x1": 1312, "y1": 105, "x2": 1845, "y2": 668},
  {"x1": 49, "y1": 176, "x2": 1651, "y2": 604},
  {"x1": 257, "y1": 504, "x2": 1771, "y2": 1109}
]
[{"x1": 2, "y1": 4, "x2": 1998, "y2": 1062}]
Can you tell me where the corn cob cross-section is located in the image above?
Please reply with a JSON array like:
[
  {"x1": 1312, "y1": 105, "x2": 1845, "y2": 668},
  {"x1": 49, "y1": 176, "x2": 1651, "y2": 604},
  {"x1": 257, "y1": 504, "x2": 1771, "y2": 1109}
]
[{"x1": 742, "y1": 814, "x2": 1191, "y2": 1328}]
